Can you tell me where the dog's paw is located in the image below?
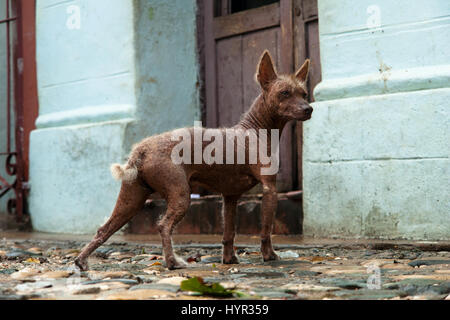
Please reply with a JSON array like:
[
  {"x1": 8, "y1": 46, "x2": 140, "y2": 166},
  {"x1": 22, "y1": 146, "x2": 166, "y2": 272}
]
[
  {"x1": 263, "y1": 252, "x2": 279, "y2": 262},
  {"x1": 222, "y1": 255, "x2": 240, "y2": 264},
  {"x1": 74, "y1": 257, "x2": 89, "y2": 271},
  {"x1": 166, "y1": 256, "x2": 188, "y2": 270}
]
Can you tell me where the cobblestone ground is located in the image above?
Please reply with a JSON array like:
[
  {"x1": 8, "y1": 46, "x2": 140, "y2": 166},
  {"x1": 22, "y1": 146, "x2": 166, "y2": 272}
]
[{"x1": 0, "y1": 234, "x2": 449, "y2": 300}]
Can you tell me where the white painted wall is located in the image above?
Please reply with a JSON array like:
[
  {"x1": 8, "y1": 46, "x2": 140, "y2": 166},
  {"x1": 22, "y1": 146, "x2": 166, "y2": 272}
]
[{"x1": 303, "y1": 0, "x2": 450, "y2": 240}]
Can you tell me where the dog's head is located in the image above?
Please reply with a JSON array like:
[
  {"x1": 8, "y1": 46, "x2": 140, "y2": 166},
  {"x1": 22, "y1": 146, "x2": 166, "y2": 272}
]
[{"x1": 256, "y1": 50, "x2": 313, "y2": 121}]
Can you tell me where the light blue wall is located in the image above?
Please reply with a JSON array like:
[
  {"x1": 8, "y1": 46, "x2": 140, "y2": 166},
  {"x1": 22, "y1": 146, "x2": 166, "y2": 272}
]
[
  {"x1": 29, "y1": 0, "x2": 200, "y2": 233},
  {"x1": 125, "y1": 0, "x2": 201, "y2": 147},
  {"x1": 303, "y1": 0, "x2": 450, "y2": 239}
]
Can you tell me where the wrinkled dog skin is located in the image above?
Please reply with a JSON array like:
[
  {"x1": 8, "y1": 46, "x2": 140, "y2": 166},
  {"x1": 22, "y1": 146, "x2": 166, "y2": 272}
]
[{"x1": 75, "y1": 51, "x2": 313, "y2": 270}]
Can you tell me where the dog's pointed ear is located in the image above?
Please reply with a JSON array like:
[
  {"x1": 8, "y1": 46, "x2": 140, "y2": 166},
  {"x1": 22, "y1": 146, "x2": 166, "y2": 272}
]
[
  {"x1": 295, "y1": 59, "x2": 310, "y2": 82},
  {"x1": 257, "y1": 50, "x2": 277, "y2": 90}
]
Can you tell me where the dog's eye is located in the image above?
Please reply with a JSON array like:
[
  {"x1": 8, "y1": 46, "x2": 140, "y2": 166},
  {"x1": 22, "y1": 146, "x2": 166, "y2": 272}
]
[{"x1": 280, "y1": 91, "x2": 290, "y2": 97}]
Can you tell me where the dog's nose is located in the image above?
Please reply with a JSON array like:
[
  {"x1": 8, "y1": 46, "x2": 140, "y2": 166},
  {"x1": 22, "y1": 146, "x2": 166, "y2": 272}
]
[{"x1": 304, "y1": 106, "x2": 313, "y2": 115}]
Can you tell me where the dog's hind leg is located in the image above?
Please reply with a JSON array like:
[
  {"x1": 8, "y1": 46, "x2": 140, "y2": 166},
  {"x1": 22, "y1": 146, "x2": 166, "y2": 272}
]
[
  {"x1": 222, "y1": 195, "x2": 240, "y2": 264},
  {"x1": 74, "y1": 181, "x2": 149, "y2": 271},
  {"x1": 156, "y1": 177, "x2": 190, "y2": 270}
]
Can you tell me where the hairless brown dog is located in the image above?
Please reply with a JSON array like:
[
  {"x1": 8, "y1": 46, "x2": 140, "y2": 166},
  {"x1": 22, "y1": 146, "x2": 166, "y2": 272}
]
[{"x1": 75, "y1": 51, "x2": 313, "y2": 270}]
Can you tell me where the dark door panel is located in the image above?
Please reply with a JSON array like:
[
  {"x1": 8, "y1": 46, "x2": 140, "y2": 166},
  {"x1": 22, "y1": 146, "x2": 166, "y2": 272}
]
[
  {"x1": 201, "y1": 0, "x2": 321, "y2": 192},
  {"x1": 216, "y1": 37, "x2": 243, "y2": 127}
]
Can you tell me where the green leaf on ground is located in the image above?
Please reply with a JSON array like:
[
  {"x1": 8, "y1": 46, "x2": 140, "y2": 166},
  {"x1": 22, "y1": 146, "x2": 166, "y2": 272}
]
[
  {"x1": 232, "y1": 291, "x2": 251, "y2": 298},
  {"x1": 180, "y1": 277, "x2": 234, "y2": 297}
]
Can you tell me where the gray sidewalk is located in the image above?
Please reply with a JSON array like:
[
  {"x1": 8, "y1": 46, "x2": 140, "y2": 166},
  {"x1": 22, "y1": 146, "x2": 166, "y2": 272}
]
[{"x1": 0, "y1": 232, "x2": 449, "y2": 300}]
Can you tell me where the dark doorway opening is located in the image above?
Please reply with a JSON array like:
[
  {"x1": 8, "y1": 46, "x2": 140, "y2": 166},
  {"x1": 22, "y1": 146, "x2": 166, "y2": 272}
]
[
  {"x1": 231, "y1": 0, "x2": 279, "y2": 14},
  {"x1": 214, "y1": 0, "x2": 279, "y2": 17}
]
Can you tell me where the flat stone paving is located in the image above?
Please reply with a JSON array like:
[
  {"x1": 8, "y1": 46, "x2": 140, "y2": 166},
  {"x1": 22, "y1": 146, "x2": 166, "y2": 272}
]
[{"x1": 0, "y1": 233, "x2": 449, "y2": 300}]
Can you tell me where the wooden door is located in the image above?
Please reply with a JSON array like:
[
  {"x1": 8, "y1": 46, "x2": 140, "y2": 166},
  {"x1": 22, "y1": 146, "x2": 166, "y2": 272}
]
[
  {"x1": 202, "y1": 0, "x2": 294, "y2": 192},
  {"x1": 200, "y1": 0, "x2": 321, "y2": 192}
]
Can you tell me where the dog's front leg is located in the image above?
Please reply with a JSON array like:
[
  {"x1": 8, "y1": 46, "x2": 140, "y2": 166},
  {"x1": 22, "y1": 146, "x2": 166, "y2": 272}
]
[
  {"x1": 222, "y1": 195, "x2": 240, "y2": 264},
  {"x1": 260, "y1": 180, "x2": 279, "y2": 261}
]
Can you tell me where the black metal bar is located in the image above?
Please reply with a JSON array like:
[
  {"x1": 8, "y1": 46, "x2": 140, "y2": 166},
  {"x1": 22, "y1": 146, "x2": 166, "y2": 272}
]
[
  {"x1": 0, "y1": 16, "x2": 17, "y2": 24},
  {"x1": 0, "y1": 187, "x2": 13, "y2": 198},
  {"x1": 6, "y1": 0, "x2": 11, "y2": 154}
]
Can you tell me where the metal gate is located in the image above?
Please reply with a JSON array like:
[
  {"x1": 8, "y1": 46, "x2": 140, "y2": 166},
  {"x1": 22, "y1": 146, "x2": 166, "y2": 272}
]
[{"x1": 0, "y1": 0, "x2": 26, "y2": 221}]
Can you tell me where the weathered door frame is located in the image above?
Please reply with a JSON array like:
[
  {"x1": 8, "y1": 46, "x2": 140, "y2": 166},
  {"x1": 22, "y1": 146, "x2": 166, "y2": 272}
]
[{"x1": 292, "y1": 0, "x2": 321, "y2": 189}]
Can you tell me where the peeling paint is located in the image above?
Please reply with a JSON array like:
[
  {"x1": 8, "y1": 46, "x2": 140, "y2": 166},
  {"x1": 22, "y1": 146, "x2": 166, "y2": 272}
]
[
  {"x1": 148, "y1": 7, "x2": 155, "y2": 20},
  {"x1": 376, "y1": 51, "x2": 392, "y2": 92}
]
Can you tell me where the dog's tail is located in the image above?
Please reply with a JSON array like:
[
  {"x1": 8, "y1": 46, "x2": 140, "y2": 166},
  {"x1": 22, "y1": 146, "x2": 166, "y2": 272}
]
[
  {"x1": 111, "y1": 143, "x2": 143, "y2": 183},
  {"x1": 110, "y1": 163, "x2": 138, "y2": 183}
]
